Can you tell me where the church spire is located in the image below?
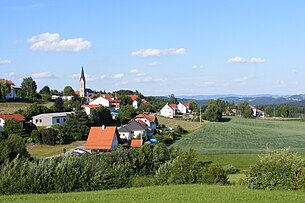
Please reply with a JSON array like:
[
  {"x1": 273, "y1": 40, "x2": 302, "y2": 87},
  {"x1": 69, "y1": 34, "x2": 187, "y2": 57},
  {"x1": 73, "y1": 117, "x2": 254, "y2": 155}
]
[{"x1": 80, "y1": 66, "x2": 85, "y2": 82}]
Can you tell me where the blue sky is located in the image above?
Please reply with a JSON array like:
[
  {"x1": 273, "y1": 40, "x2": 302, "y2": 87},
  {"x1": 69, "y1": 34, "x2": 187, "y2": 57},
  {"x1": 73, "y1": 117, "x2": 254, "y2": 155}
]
[{"x1": 0, "y1": 0, "x2": 305, "y2": 96}]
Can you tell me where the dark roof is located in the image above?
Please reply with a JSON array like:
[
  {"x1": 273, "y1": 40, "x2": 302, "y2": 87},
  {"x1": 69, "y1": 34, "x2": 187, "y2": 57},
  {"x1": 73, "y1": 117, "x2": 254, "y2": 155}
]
[
  {"x1": 118, "y1": 120, "x2": 148, "y2": 133},
  {"x1": 80, "y1": 66, "x2": 85, "y2": 82}
]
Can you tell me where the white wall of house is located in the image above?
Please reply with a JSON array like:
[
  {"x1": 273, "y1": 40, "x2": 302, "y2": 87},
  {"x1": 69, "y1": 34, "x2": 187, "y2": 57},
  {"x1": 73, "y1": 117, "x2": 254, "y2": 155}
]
[
  {"x1": 177, "y1": 103, "x2": 187, "y2": 114},
  {"x1": 32, "y1": 113, "x2": 69, "y2": 127},
  {"x1": 132, "y1": 100, "x2": 138, "y2": 109},
  {"x1": 89, "y1": 97, "x2": 111, "y2": 107},
  {"x1": 119, "y1": 131, "x2": 131, "y2": 140},
  {"x1": 160, "y1": 104, "x2": 175, "y2": 118}
]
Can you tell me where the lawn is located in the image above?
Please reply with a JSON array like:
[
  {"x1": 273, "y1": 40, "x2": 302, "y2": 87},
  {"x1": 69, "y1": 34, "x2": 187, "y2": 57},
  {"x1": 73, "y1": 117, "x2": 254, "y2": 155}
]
[
  {"x1": 27, "y1": 141, "x2": 86, "y2": 158},
  {"x1": 157, "y1": 115, "x2": 203, "y2": 132},
  {"x1": 1, "y1": 184, "x2": 305, "y2": 203},
  {"x1": 0, "y1": 101, "x2": 54, "y2": 114},
  {"x1": 174, "y1": 116, "x2": 305, "y2": 154}
]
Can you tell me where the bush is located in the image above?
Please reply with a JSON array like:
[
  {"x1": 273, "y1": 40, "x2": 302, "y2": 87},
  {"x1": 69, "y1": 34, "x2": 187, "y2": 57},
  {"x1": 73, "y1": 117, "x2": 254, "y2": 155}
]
[
  {"x1": 197, "y1": 164, "x2": 228, "y2": 184},
  {"x1": 247, "y1": 149, "x2": 305, "y2": 190},
  {"x1": 129, "y1": 175, "x2": 156, "y2": 188}
]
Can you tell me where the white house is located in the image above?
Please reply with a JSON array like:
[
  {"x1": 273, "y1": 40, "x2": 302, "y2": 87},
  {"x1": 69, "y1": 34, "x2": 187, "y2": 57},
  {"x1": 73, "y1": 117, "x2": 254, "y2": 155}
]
[
  {"x1": 130, "y1": 113, "x2": 157, "y2": 135},
  {"x1": 160, "y1": 103, "x2": 176, "y2": 118},
  {"x1": 177, "y1": 102, "x2": 191, "y2": 114},
  {"x1": 118, "y1": 120, "x2": 149, "y2": 140},
  {"x1": 0, "y1": 113, "x2": 25, "y2": 132},
  {"x1": 32, "y1": 112, "x2": 71, "y2": 127},
  {"x1": 89, "y1": 96, "x2": 120, "y2": 109},
  {"x1": 128, "y1": 95, "x2": 139, "y2": 109},
  {"x1": 82, "y1": 104, "x2": 101, "y2": 115}
]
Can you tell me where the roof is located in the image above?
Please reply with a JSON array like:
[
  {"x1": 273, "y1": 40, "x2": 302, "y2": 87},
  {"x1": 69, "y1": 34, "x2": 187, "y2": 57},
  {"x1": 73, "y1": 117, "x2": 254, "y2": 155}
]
[
  {"x1": 141, "y1": 99, "x2": 148, "y2": 104},
  {"x1": 118, "y1": 120, "x2": 148, "y2": 133},
  {"x1": 0, "y1": 113, "x2": 25, "y2": 122},
  {"x1": 32, "y1": 112, "x2": 71, "y2": 118},
  {"x1": 169, "y1": 104, "x2": 177, "y2": 110},
  {"x1": 0, "y1": 79, "x2": 14, "y2": 85},
  {"x1": 183, "y1": 103, "x2": 190, "y2": 107},
  {"x1": 80, "y1": 66, "x2": 85, "y2": 82},
  {"x1": 82, "y1": 104, "x2": 100, "y2": 109},
  {"x1": 85, "y1": 126, "x2": 117, "y2": 150},
  {"x1": 256, "y1": 109, "x2": 264, "y2": 113},
  {"x1": 130, "y1": 139, "x2": 143, "y2": 147},
  {"x1": 128, "y1": 94, "x2": 139, "y2": 101},
  {"x1": 131, "y1": 113, "x2": 156, "y2": 123}
]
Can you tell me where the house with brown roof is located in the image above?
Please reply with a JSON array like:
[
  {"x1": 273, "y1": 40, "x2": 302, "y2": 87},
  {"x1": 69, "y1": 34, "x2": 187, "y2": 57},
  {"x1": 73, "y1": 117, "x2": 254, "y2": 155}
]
[
  {"x1": 127, "y1": 94, "x2": 140, "y2": 109},
  {"x1": 0, "y1": 79, "x2": 19, "y2": 99},
  {"x1": 89, "y1": 96, "x2": 120, "y2": 109},
  {"x1": 118, "y1": 120, "x2": 149, "y2": 140},
  {"x1": 160, "y1": 103, "x2": 177, "y2": 118},
  {"x1": 84, "y1": 126, "x2": 119, "y2": 152},
  {"x1": 130, "y1": 113, "x2": 157, "y2": 135},
  {"x1": 177, "y1": 102, "x2": 191, "y2": 114},
  {"x1": 0, "y1": 113, "x2": 25, "y2": 132},
  {"x1": 130, "y1": 139, "x2": 143, "y2": 147}
]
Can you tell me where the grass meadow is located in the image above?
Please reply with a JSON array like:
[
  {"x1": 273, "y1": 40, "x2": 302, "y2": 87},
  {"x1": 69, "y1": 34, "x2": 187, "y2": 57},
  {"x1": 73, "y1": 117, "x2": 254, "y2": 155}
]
[
  {"x1": 157, "y1": 115, "x2": 203, "y2": 132},
  {"x1": 1, "y1": 184, "x2": 305, "y2": 203},
  {"x1": 0, "y1": 101, "x2": 53, "y2": 114}
]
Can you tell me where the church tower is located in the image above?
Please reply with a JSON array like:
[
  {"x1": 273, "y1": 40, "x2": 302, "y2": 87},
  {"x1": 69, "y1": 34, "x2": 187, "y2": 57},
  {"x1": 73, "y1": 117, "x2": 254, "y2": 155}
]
[{"x1": 80, "y1": 66, "x2": 86, "y2": 97}]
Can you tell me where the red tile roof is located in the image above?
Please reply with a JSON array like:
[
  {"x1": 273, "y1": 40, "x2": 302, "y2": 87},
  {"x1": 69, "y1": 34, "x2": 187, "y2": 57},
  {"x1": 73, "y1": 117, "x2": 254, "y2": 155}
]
[
  {"x1": 0, "y1": 79, "x2": 14, "y2": 85},
  {"x1": 128, "y1": 94, "x2": 138, "y2": 101},
  {"x1": 0, "y1": 113, "x2": 25, "y2": 122},
  {"x1": 256, "y1": 109, "x2": 264, "y2": 113},
  {"x1": 183, "y1": 103, "x2": 190, "y2": 107},
  {"x1": 169, "y1": 104, "x2": 177, "y2": 110},
  {"x1": 82, "y1": 104, "x2": 100, "y2": 109},
  {"x1": 132, "y1": 113, "x2": 156, "y2": 123},
  {"x1": 85, "y1": 126, "x2": 118, "y2": 150},
  {"x1": 141, "y1": 99, "x2": 148, "y2": 104},
  {"x1": 130, "y1": 139, "x2": 143, "y2": 147}
]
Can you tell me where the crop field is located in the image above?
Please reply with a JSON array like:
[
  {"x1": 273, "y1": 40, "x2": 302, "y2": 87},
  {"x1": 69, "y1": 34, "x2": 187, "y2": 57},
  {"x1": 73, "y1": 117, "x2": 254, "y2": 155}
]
[
  {"x1": 1, "y1": 184, "x2": 305, "y2": 203},
  {"x1": 157, "y1": 115, "x2": 203, "y2": 132},
  {"x1": 0, "y1": 101, "x2": 53, "y2": 114},
  {"x1": 174, "y1": 117, "x2": 305, "y2": 154}
]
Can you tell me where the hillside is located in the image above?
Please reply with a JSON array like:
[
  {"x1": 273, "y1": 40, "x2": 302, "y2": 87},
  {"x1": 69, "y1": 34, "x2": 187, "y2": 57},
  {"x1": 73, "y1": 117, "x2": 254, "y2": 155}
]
[
  {"x1": 1, "y1": 184, "x2": 305, "y2": 203},
  {"x1": 174, "y1": 117, "x2": 305, "y2": 154}
]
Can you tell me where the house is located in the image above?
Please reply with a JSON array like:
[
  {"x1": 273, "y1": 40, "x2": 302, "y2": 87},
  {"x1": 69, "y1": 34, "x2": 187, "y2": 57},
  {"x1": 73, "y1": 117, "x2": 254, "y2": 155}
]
[
  {"x1": 0, "y1": 79, "x2": 19, "y2": 99},
  {"x1": 84, "y1": 126, "x2": 119, "y2": 152},
  {"x1": 118, "y1": 120, "x2": 149, "y2": 140},
  {"x1": 0, "y1": 113, "x2": 25, "y2": 132},
  {"x1": 177, "y1": 102, "x2": 191, "y2": 114},
  {"x1": 128, "y1": 95, "x2": 139, "y2": 109},
  {"x1": 82, "y1": 104, "x2": 101, "y2": 115},
  {"x1": 130, "y1": 139, "x2": 143, "y2": 147},
  {"x1": 160, "y1": 103, "x2": 176, "y2": 118},
  {"x1": 250, "y1": 106, "x2": 265, "y2": 118},
  {"x1": 32, "y1": 112, "x2": 71, "y2": 127},
  {"x1": 89, "y1": 96, "x2": 120, "y2": 109},
  {"x1": 130, "y1": 113, "x2": 158, "y2": 134}
]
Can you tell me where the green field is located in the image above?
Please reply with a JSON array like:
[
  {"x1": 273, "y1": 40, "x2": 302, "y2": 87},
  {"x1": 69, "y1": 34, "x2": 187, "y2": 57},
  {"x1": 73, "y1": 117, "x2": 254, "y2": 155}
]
[
  {"x1": 174, "y1": 117, "x2": 305, "y2": 154},
  {"x1": 27, "y1": 141, "x2": 86, "y2": 158},
  {"x1": 1, "y1": 184, "x2": 305, "y2": 203},
  {"x1": 157, "y1": 115, "x2": 203, "y2": 132},
  {"x1": 0, "y1": 101, "x2": 54, "y2": 114}
]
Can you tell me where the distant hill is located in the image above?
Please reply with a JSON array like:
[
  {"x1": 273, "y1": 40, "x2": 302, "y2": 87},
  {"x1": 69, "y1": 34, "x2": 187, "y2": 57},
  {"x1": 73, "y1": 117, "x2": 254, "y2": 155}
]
[{"x1": 176, "y1": 94, "x2": 305, "y2": 106}]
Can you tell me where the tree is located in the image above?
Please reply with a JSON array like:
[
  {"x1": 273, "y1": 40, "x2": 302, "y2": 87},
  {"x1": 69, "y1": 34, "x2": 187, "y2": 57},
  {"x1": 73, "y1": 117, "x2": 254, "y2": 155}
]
[
  {"x1": 63, "y1": 86, "x2": 75, "y2": 96},
  {"x1": 120, "y1": 95, "x2": 133, "y2": 106},
  {"x1": 91, "y1": 106, "x2": 113, "y2": 126},
  {"x1": 118, "y1": 105, "x2": 136, "y2": 124},
  {"x1": 188, "y1": 100, "x2": 198, "y2": 112},
  {"x1": 54, "y1": 97, "x2": 64, "y2": 112},
  {"x1": 63, "y1": 109, "x2": 90, "y2": 140},
  {"x1": 237, "y1": 102, "x2": 253, "y2": 118},
  {"x1": 3, "y1": 118, "x2": 24, "y2": 136},
  {"x1": 0, "y1": 80, "x2": 10, "y2": 99},
  {"x1": 203, "y1": 100, "x2": 223, "y2": 122},
  {"x1": 168, "y1": 94, "x2": 177, "y2": 104},
  {"x1": 17, "y1": 103, "x2": 50, "y2": 120},
  {"x1": 18, "y1": 77, "x2": 37, "y2": 99},
  {"x1": 0, "y1": 134, "x2": 29, "y2": 164},
  {"x1": 39, "y1": 85, "x2": 51, "y2": 95},
  {"x1": 40, "y1": 128, "x2": 60, "y2": 145}
]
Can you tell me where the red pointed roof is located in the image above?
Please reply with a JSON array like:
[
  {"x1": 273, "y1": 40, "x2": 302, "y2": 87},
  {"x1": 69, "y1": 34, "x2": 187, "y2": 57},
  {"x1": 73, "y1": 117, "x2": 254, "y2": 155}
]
[
  {"x1": 84, "y1": 126, "x2": 118, "y2": 150},
  {"x1": 0, "y1": 113, "x2": 25, "y2": 122},
  {"x1": 169, "y1": 104, "x2": 177, "y2": 110},
  {"x1": 128, "y1": 94, "x2": 139, "y2": 101},
  {"x1": 132, "y1": 113, "x2": 156, "y2": 123},
  {"x1": 82, "y1": 104, "x2": 100, "y2": 109},
  {"x1": 183, "y1": 103, "x2": 190, "y2": 107}
]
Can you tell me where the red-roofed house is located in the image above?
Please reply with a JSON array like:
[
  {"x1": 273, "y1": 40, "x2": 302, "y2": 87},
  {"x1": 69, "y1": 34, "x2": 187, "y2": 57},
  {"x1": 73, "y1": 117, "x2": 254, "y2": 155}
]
[
  {"x1": 89, "y1": 96, "x2": 120, "y2": 109},
  {"x1": 82, "y1": 104, "x2": 101, "y2": 115},
  {"x1": 0, "y1": 79, "x2": 19, "y2": 99},
  {"x1": 127, "y1": 94, "x2": 139, "y2": 109},
  {"x1": 130, "y1": 139, "x2": 143, "y2": 147},
  {"x1": 0, "y1": 113, "x2": 25, "y2": 132},
  {"x1": 130, "y1": 113, "x2": 158, "y2": 134},
  {"x1": 177, "y1": 102, "x2": 191, "y2": 114},
  {"x1": 84, "y1": 126, "x2": 119, "y2": 152},
  {"x1": 160, "y1": 103, "x2": 177, "y2": 118}
]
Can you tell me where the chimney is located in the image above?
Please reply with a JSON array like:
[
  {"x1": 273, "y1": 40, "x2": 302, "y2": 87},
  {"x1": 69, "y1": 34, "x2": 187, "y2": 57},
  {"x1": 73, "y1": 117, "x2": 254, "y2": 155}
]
[{"x1": 102, "y1": 125, "x2": 105, "y2": 130}]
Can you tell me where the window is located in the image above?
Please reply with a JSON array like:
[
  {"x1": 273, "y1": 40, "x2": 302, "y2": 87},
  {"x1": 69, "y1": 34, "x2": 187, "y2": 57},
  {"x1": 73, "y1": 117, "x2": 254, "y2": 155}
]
[
  {"x1": 39, "y1": 119, "x2": 42, "y2": 123},
  {"x1": 56, "y1": 118, "x2": 60, "y2": 123},
  {"x1": 36, "y1": 119, "x2": 38, "y2": 123},
  {"x1": 64, "y1": 118, "x2": 66, "y2": 122}
]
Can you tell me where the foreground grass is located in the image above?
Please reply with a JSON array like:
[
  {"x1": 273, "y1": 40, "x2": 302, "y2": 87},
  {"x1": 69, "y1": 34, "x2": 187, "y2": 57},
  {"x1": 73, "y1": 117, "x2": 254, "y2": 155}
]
[
  {"x1": 174, "y1": 116, "x2": 305, "y2": 154},
  {"x1": 0, "y1": 101, "x2": 54, "y2": 114},
  {"x1": 27, "y1": 141, "x2": 86, "y2": 158},
  {"x1": 157, "y1": 115, "x2": 203, "y2": 132},
  {"x1": 2, "y1": 184, "x2": 305, "y2": 203}
]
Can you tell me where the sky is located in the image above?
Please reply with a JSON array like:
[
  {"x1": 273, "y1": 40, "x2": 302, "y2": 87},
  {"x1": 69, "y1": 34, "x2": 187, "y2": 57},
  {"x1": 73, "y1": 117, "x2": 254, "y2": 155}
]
[{"x1": 0, "y1": 0, "x2": 305, "y2": 96}]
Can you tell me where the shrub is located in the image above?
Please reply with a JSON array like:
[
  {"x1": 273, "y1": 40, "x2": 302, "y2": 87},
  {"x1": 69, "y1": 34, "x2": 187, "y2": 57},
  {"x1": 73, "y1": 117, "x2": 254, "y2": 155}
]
[
  {"x1": 197, "y1": 164, "x2": 228, "y2": 184},
  {"x1": 129, "y1": 175, "x2": 156, "y2": 188},
  {"x1": 247, "y1": 149, "x2": 305, "y2": 190}
]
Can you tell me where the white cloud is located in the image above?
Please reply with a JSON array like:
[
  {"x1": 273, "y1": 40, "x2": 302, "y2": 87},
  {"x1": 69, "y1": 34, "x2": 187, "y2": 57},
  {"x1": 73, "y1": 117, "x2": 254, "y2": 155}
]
[
  {"x1": 112, "y1": 73, "x2": 124, "y2": 79},
  {"x1": 130, "y1": 69, "x2": 147, "y2": 76},
  {"x1": 131, "y1": 48, "x2": 186, "y2": 57},
  {"x1": 27, "y1": 32, "x2": 92, "y2": 52},
  {"x1": 2, "y1": 72, "x2": 15, "y2": 78},
  {"x1": 0, "y1": 59, "x2": 12, "y2": 65},
  {"x1": 192, "y1": 65, "x2": 204, "y2": 69},
  {"x1": 32, "y1": 71, "x2": 56, "y2": 79},
  {"x1": 226, "y1": 57, "x2": 265, "y2": 64},
  {"x1": 134, "y1": 76, "x2": 162, "y2": 83},
  {"x1": 72, "y1": 73, "x2": 98, "y2": 81},
  {"x1": 292, "y1": 69, "x2": 298, "y2": 74},
  {"x1": 148, "y1": 61, "x2": 162, "y2": 66},
  {"x1": 232, "y1": 76, "x2": 249, "y2": 82}
]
